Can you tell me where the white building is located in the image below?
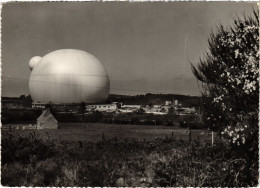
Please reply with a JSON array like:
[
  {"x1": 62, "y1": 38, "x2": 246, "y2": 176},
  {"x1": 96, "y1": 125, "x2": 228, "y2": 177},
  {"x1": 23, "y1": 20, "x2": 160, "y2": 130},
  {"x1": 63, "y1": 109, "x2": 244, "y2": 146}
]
[
  {"x1": 37, "y1": 109, "x2": 58, "y2": 129},
  {"x1": 144, "y1": 105, "x2": 168, "y2": 114},
  {"x1": 121, "y1": 105, "x2": 141, "y2": 109},
  {"x1": 179, "y1": 107, "x2": 196, "y2": 114},
  {"x1": 32, "y1": 102, "x2": 46, "y2": 109},
  {"x1": 86, "y1": 103, "x2": 118, "y2": 112},
  {"x1": 165, "y1": 101, "x2": 172, "y2": 106}
]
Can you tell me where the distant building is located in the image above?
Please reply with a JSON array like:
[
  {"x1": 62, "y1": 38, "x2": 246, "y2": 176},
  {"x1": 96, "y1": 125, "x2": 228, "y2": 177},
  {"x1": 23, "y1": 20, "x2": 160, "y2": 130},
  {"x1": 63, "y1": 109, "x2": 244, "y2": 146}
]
[
  {"x1": 117, "y1": 105, "x2": 141, "y2": 113},
  {"x1": 121, "y1": 105, "x2": 141, "y2": 109},
  {"x1": 179, "y1": 107, "x2": 196, "y2": 114},
  {"x1": 118, "y1": 109, "x2": 134, "y2": 113},
  {"x1": 2, "y1": 97, "x2": 23, "y2": 109},
  {"x1": 86, "y1": 103, "x2": 118, "y2": 112},
  {"x1": 52, "y1": 103, "x2": 79, "y2": 112},
  {"x1": 37, "y1": 109, "x2": 58, "y2": 129},
  {"x1": 165, "y1": 101, "x2": 172, "y2": 106},
  {"x1": 32, "y1": 102, "x2": 46, "y2": 109},
  {"x1": 144, "y1": 105, "x2": 168, "y2": 115}
]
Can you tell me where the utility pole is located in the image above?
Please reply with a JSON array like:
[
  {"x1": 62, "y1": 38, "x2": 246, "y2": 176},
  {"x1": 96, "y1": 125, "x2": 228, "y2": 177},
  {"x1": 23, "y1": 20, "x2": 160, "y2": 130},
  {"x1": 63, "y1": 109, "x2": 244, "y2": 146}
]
[
  {"x1": 212, "y1": 131, "x2": 214, "y2": 146},
  {"x1": 189, "y1": 125, "x2": 192, "y2": 143}
]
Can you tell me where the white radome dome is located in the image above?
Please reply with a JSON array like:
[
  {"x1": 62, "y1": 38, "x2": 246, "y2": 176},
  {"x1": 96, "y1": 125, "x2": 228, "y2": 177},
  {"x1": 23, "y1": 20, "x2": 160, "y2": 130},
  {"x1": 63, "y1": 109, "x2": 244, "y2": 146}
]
[
  {"x1": 29, "y1": 49, "x2": 110, "y2": 104},
  {"x1": 29, "y1": 56, "x2": 42, "y2": 70}
]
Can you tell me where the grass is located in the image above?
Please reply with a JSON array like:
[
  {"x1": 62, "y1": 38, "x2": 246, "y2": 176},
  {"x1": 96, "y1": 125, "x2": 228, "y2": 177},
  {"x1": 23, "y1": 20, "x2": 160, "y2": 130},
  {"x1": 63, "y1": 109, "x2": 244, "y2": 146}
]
[{"x1": 2, "y1": 123, "x2": 214, "y2": 143}]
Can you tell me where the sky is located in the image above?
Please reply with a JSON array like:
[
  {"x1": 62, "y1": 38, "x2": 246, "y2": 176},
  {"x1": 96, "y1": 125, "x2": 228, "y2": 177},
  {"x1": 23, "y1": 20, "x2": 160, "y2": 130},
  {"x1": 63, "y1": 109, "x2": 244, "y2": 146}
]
[{"x1": 1, "y1": 2, "x2": 257, "y2": 97}]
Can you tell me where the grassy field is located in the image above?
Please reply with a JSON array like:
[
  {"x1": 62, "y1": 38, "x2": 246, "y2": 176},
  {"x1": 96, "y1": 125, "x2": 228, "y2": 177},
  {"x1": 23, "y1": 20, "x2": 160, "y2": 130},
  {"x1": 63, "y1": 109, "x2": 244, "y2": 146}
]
[{"x1": 2, "y1": 123, "x2": 214, "y2": 143}]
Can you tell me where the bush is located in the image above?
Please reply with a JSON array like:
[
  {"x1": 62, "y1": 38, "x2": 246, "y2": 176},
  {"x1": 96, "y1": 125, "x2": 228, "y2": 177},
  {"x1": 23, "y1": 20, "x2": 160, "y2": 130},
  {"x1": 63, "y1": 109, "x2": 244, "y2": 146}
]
[
  {"x1": 2, "y1": 132, "x2": 56, "y2": 165},
  {"x1": 192, "y1": 10, "x2": 259, "y2": 157},
  {"x1": 1, "y1": 109, "x2": 42, "y2": 124},
  {"x1": 178, "y1": 115, "x2": 206, "y2": 129}
]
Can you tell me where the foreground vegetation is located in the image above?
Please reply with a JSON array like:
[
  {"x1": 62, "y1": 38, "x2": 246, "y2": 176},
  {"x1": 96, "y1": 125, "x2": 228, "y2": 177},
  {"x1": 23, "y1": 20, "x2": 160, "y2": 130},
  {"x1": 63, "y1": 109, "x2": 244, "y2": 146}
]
[{"x1": 2, "y1": 132, "x2": 258, "y2": 187}]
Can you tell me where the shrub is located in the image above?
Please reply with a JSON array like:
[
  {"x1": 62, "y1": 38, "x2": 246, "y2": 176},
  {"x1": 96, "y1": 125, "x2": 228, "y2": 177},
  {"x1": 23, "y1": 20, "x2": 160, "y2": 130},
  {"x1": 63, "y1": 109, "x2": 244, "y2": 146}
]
[{"x1": 192, "y1": 10, "x2": 259, "y2": 156}]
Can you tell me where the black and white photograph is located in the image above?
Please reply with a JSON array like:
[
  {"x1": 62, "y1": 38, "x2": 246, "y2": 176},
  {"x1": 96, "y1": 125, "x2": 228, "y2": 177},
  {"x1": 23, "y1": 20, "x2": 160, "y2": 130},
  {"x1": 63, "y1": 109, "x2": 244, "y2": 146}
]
[{"x1": 1, "y1": 1, "x2": 259, "y2": 186}]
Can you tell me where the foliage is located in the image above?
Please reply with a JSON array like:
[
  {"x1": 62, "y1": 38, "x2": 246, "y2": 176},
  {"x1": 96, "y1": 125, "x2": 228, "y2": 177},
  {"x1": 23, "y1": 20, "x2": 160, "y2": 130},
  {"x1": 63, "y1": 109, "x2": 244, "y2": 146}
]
[
  {"x1": 2, "y1": 132, "x2": 56, "y2": 165},
  {"x1": 1, "y1": 109, "x2": 42, "y2": 124},
  {"x1": 1, "y1": 133, "x2": 258, "y2": 186},
  {"x1": 178, "y1": 115, "x2": 206, "y2": 129},
  {"x1": 191, "y1": 10, "x2": 259, "y2": 153}
]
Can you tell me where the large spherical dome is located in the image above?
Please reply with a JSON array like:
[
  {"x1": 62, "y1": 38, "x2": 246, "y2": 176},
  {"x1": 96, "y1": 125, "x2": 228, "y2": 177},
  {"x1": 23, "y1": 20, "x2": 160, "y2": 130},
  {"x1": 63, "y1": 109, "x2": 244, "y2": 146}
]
[{"x1": 29, "y1": 49, "x2": 110, "y2": 104}]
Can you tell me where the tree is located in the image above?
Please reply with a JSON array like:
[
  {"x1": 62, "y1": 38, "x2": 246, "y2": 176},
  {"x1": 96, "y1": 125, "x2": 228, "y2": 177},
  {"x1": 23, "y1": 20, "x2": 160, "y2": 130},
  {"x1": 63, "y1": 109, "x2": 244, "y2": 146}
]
[
  {"x1": 45, "y1": 102, "x2": 53, "y2": 109},
  {"x1": 19, "y1": 95, "x2": 26, "y2": 100},
  {"x1": 25, "y1": 95, "x2": 33, "y2": 107},
  {"x1": 79, "y1": 102, "x2": 86, "y2": 114},
  {"x1": 191, "y1": 10, "x2": 259, "y2": 153},
  {"x1": 135, "y1": 107, "x2": 145, "y2": 114},
  {"x1": 168, "y1": 106, "x2": 176, "y2": 115}
]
